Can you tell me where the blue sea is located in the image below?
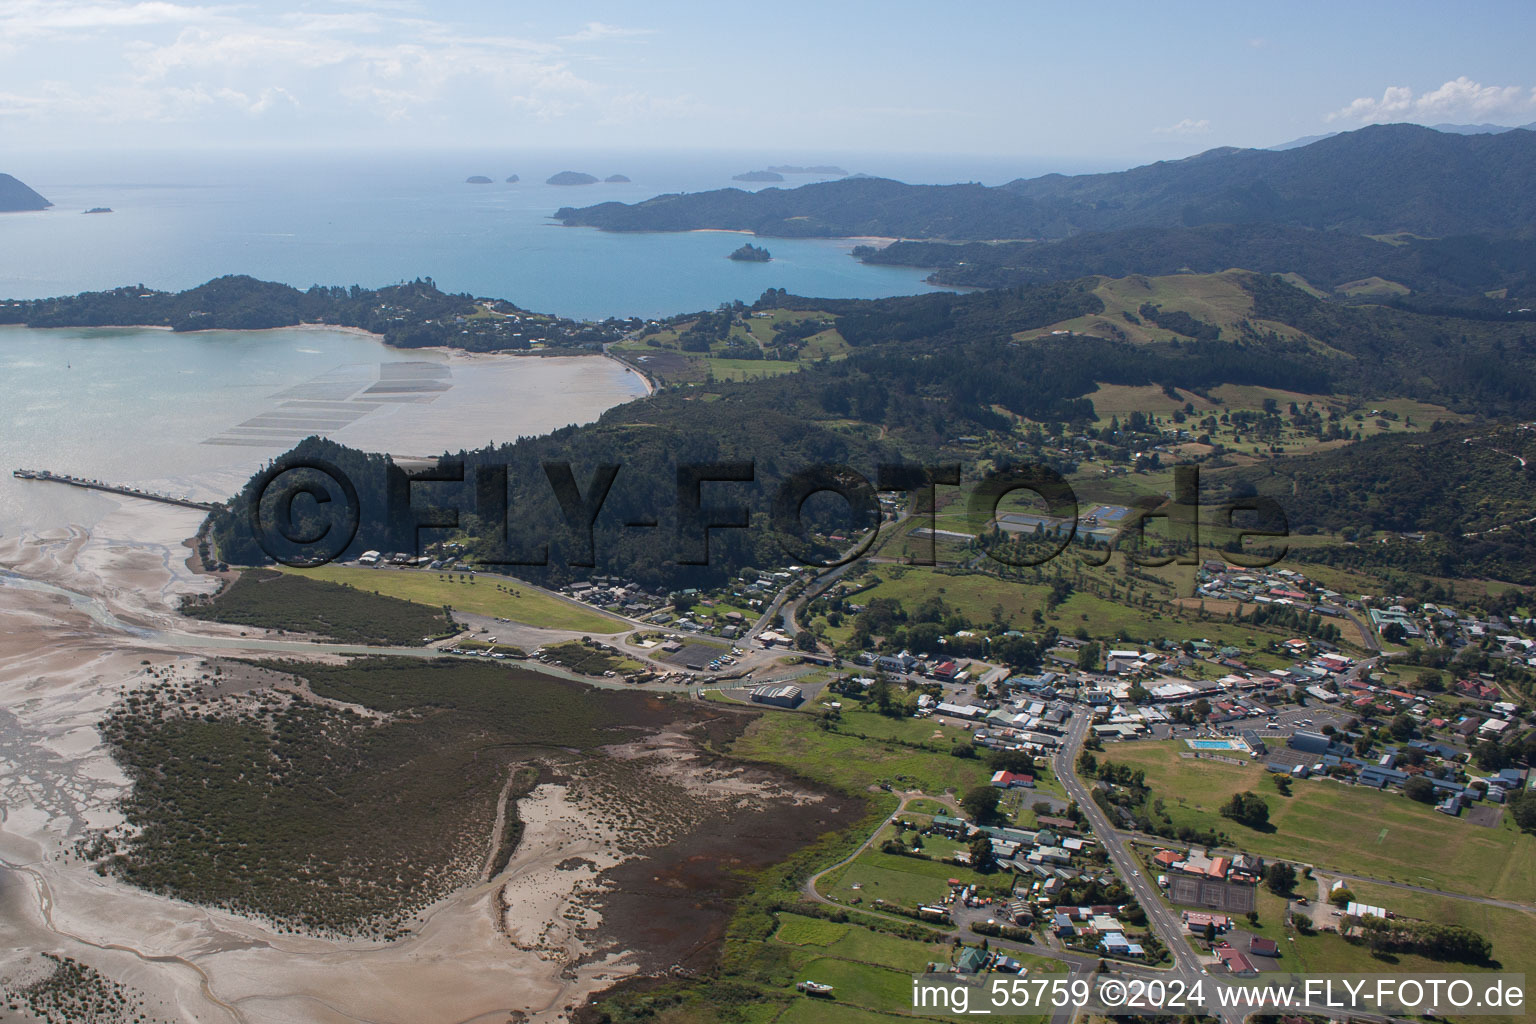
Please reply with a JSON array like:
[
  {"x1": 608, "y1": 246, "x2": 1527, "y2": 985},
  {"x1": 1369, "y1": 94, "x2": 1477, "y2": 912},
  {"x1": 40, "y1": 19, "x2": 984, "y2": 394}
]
[
  {"x1": 0, "y1": 148, "x2": 1095, "y2": 535},
  {"x1": 0, "y1": 148, "x2": 1086, "y2": 319}
]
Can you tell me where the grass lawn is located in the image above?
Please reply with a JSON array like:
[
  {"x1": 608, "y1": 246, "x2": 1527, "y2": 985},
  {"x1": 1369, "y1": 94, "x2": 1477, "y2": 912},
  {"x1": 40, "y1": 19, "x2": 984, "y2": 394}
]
[
  {"x1": 820, "y1": 848, "x2": 1011, "y2": 907},
  {"x1": 1105, "y1": 741, "x2": 1536, "y2": 901},
  {"x1": 1050, "y1": 590, "x2": 1292, "y2": 649},
  {"x1": 785, "y1": 915, "x2": 949, "y2": 972},
  {"x1": 856, "y1": 563, "x2": 1278, "y2": 650},
  {"x1": 730, "y1": 712, "x2": 993, "y2": 796},
  {"x1": 853, "y1": 567, "x2": 1045, "y2": 632},
  {"x1": 280, "y1": 565, "x2": 622, "y2": 633},
  {"x1": 792, "y1": 956, "x2": 926, "y2": 1012},
  {"x1": 705, "y1": 357, "x2": 802, "y2": 381},
  {"x1": 830, "y1": 708, "x2": 970, "y2": 748},
  {"x1": 1281, "y1": 923, "x2": 1530, "y2": 1024},
  {"x1": 768, "y1": 913, "x2": 1053, "y2": 1023},
  {"x1": 775, "y1": 913, "x2": 850, "y2": 947},
  {"x1": 1343, "y1": 880, "x2": 1536, "y2": 979},
  {"x1": 904, "y1": 798, "x2": 952, "y2": 816},
  {"x1": 1088, "y1": 384, "x2": 1221, "y2": 418},
  {"x1": 775, "y1": 998, "x2": 916, "y2": 1024}
]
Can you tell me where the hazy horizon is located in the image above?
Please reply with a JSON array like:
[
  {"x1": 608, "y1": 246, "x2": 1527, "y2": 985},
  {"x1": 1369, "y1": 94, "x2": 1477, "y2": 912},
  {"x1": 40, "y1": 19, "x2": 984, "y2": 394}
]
[{"x1": 3, "y1": 0, "x2": 1535, "y2": 164}]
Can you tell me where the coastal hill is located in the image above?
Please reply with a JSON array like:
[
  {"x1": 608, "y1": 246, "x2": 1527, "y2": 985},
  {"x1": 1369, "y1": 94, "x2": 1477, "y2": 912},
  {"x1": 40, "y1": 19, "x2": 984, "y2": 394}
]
[
  {"x1": 205, "y1": 271, "x2": 1536, "y2": 587},
  {"x1": 555, "y1": 124, "x2": 1536, "y2": 239},
  {"x1": 0, "y1": 173, "x2": 52, "y2": 212},
  {"x1": 0, "y1": 275, "x2": 634, "y2": 352},
  {"x1": 855, "y1": 222, "x2": 1536, "y2": 299}
]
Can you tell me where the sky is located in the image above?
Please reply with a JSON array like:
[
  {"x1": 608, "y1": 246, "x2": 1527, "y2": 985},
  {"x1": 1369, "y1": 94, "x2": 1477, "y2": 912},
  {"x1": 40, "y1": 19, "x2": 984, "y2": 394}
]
[{"x1": 3, "y1": 0, "x2": 1536, "y2": 170}]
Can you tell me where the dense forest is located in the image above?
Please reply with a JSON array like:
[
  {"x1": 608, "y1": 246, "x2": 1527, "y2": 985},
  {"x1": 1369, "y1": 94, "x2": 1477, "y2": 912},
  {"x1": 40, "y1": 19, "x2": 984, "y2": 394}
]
[
  {"x1": 854, "y1": 223, "x2": 1536, "y2": 301},
  {"x1": 556, "y1": 125, "x2": 1536, "y2": 240},
  {"x1": 0, "y1": 275, "x2": 634, "y2": 352},
  {"x1": 1212, "y1": 424, "x2": 1536, "y2": 584}
]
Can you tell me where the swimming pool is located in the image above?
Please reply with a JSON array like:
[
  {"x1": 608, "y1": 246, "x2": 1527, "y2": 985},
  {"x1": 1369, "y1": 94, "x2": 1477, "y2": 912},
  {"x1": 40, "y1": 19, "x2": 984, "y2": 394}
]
[{"x1": 1187, "y1": 739, "x2": 1243, "y2": 751}]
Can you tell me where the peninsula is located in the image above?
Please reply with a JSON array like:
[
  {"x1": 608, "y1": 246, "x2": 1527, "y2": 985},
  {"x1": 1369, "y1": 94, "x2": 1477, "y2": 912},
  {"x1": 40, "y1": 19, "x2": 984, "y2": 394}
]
[
  {"x1": 0, "y1": 275, "x2": 636, "y2": 353},
  {"x1": 0, "y1": 172, "x2": 52, "y2": 212}
]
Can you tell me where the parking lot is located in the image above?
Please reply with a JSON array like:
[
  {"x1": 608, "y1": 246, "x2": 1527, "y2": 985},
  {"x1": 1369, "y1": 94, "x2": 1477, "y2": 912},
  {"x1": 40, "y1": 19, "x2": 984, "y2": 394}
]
[{"x1": 657, "y1": 638, "x2": 733, "y2": 671}]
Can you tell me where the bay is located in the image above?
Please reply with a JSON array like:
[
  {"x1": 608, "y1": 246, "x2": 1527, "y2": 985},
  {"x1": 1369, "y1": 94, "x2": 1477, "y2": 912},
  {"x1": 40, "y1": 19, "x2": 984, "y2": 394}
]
[
  {"x1": 0, "y1": 149, "x2": 1009, "y2": 320},
  {"x1": 0, "y1": 324, "x2": 648, "y2": 535}
]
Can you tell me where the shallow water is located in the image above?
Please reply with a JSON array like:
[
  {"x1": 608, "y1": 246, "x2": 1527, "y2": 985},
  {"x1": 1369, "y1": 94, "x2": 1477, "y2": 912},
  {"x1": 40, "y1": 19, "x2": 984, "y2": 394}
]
[{"x1": 0, "y1": 324, "x2": 647, "y2": 534}]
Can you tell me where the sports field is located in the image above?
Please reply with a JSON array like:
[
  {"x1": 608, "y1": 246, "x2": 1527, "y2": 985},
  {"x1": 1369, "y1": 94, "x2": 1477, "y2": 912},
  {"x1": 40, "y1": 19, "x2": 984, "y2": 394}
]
[{"x1": 1104, "y1": 741, "x2": 1536, "y2": 900}]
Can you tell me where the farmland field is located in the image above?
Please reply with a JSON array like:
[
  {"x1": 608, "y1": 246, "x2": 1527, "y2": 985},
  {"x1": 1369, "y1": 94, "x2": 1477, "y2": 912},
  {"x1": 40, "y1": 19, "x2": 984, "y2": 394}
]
[{"x1": 279, "y1": 565, "x2": 622, "y2": 633}]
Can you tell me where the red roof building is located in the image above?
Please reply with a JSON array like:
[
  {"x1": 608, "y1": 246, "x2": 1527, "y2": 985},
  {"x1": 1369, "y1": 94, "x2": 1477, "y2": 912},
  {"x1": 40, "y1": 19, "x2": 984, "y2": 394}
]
[
  {"x1": 1217, "y1": 948, "x2": 1259, "y2": 976},
  {"x1": 991, "y1": 770, "x2": 1035, "y2": 789}
]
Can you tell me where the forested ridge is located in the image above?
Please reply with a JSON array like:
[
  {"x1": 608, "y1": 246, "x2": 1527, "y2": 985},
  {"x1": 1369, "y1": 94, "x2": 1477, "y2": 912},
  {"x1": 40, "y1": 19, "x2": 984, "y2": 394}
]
[
  {"x1": 556, "y1": 125, "x2": 1536, "y2": 240},
  {"x1": 855, "y1": 223, "x2": 1536, "y2": 301},
  {"x1": 1212, "y1": 424, "x2": 1536, "y2": 584},
  {"x1": 0, "y1": 275, "x2": 632, "y2": 351}
]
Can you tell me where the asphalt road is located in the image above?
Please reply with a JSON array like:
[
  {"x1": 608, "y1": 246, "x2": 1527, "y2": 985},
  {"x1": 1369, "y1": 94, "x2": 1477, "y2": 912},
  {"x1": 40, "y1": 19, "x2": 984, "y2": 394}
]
[{"x1": 1054, "y1": 711, "x2": 1249, "y2": 1024}]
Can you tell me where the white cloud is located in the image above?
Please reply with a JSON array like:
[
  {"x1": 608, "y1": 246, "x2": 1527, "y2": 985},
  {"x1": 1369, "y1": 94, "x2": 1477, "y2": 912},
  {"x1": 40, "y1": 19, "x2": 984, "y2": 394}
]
[
  {"x1": 559, "y1": 21, "x2": 653, "y2": 43},
  {"x1": 1157, "y1": 118, "x2": 1211, "y2": 135},
  {"x1": 1327, "y1": 76, "x2": 1536, "y2": 124},
  {"x1": 0, "y1": 0, "x2": 225, "y2": 37},
  {"x1": 0, "y1": 4, "x2": 686, "y2": 139}
]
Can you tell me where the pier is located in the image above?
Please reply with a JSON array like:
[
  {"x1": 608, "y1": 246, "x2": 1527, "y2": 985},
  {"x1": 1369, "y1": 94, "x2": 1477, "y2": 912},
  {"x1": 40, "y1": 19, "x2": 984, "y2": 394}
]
[{"x1": 13, "y1": 469, "x2": 220, "y2": 512}]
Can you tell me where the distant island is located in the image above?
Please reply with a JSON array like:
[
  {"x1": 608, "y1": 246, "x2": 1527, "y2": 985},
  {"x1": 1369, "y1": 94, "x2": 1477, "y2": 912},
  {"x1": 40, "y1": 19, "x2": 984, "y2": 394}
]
[
  {"x1": 83, "y1": 207, "x2": 113, "y2": 215},
  {"x1": 0, "y1": 173, "x2": 52, "y2": 212},
  {"x1": 604, "y1": 174, "x2": 630, "y2": 183},
  {"x1": 728, "y1": 243, "x2": 771, "y2": 262},
  {"x1": 465, "y1": 176, "x2": 493, "y2": 184},
  {"x1": 547, "y1": 171, "x2": 599, "y2": 185},
  {"x1": 732, "y1": 170, "x2": 785, "y2": 183},
  {"x1": 505, "y1": 174, "x2": 520, "y2": 183},
  {"x1": 767, "y1": 165, "x2": 848, "y2": 176}
]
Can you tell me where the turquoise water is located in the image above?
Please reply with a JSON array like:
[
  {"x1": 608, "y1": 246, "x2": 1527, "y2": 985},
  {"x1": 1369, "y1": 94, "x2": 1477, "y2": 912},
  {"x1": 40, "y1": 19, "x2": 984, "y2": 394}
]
[
  {"x1": 0, "y1": 150, "x2": 1009, "y2": 320},
  {"x1": 1188, "y1": 739, "x2": 1242, "y2": 750},
  {"x1": 0, "y1": 149, "x2": 1090, "y2": 533}
]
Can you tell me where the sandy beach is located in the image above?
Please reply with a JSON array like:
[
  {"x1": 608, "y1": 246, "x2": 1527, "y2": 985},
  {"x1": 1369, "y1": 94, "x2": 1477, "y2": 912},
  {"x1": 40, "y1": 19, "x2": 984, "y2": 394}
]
[{"x1": 0, "y1": 495, "x2": 843, "y2": 1023}]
